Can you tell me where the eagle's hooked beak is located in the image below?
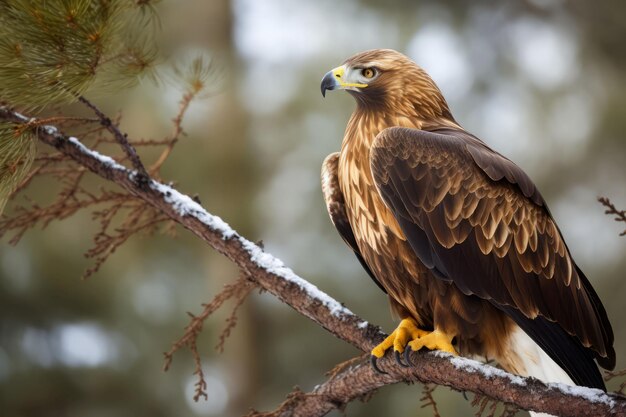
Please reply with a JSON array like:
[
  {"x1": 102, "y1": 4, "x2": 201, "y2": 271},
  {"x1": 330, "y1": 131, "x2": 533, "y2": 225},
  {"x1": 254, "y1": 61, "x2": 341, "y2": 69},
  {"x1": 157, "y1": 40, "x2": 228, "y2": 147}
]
[{"x1": 321, "y1": 65, "x2": 368, "y2": 97}]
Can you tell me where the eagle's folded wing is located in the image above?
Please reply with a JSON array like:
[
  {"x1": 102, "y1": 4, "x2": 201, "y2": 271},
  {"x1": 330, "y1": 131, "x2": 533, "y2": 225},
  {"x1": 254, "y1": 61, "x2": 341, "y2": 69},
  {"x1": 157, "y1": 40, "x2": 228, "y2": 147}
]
[{"x1": 369, "y1": 126, "x2": 615, "y2": 388}]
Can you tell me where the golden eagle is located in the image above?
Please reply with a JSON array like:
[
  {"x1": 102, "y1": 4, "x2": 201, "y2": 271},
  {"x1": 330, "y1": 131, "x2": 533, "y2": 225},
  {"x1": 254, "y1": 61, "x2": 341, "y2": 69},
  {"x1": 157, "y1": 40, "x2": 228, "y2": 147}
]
[{"x1": 320, "y1": 49, "x2": 615, "y2": 399}]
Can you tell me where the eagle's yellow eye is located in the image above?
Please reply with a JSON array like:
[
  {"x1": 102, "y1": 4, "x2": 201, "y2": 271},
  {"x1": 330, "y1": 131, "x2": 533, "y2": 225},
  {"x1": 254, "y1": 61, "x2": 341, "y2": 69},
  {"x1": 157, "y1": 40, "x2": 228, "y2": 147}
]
[{"x1": 361, "y1": 68, "x2": 376, "y2": 78}]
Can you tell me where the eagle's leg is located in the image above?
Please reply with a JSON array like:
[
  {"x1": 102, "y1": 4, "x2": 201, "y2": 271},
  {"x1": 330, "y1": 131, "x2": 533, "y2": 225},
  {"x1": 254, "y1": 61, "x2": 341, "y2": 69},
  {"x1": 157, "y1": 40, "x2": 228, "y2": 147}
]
[
  {"x1": 370, "y1": 317, "x2": 429, "y2": 372},
  {"x1": 403, "y1": 328, "x2": 458, "y2": 365}
]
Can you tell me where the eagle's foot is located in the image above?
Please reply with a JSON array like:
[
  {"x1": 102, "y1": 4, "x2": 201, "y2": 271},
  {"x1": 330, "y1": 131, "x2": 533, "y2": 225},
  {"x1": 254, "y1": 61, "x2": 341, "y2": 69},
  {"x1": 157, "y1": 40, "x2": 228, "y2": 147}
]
[
  {"x1": 370, "y1": 317, "x2": 429, "y2": 373},
  {"x1": 403, "y1": 329, "x2": 458, "y2": 365}
]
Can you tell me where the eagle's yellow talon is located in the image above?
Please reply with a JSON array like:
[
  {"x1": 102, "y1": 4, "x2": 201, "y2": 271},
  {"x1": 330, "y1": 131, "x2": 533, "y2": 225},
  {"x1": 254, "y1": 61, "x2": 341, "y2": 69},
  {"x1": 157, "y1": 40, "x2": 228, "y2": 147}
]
[
  {"x1": 370, "y1": 317, "x2": 428, "y2": 359},
  {"x1": 370, "y1": 319, "x2": 457, "y2": 372},
  {"x1": 371, "y1": 344, "x2": 387, "y2": 359},
  {"x1": 407, "y1": 329, "x2": 458, "y2": 355}
]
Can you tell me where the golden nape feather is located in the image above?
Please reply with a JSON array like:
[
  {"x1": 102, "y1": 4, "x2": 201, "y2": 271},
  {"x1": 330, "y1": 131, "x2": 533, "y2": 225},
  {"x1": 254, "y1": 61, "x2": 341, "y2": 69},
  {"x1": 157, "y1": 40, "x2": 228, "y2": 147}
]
[{"x1": 320, "y1": 49, "x2": 615, "y2": 399}]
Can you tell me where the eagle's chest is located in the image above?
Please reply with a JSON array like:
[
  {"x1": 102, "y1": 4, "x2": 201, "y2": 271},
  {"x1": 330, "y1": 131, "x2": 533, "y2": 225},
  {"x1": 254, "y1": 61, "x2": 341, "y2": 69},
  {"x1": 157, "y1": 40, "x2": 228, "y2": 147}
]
[
  {"x1": 337, "y1": 139, "x2": 432, "y2": 313},
  {"x1": 337, "y1": 113, "x2": 429, "y2": 253},
  {"x1": 337, "y1": 142, "x2": 405, "y2": 253}
]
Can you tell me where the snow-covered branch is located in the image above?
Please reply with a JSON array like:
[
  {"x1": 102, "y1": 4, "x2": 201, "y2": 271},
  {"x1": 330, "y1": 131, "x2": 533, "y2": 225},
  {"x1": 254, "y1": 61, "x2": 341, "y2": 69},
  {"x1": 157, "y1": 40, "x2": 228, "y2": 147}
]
[
  {"x1": 254, "y1": 352, "x2": 625, "y2": 417},
  {"x1": 1, "y1": 106, "x2": 624, "y2": 417}
]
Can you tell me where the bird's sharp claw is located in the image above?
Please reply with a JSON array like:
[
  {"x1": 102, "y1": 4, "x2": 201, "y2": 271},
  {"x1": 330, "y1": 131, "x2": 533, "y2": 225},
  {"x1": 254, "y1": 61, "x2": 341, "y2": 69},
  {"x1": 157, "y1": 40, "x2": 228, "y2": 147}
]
[
  {"x1": 394, "y1": 349, "x2": 409, "y2": 367},
  {"x1": 370, "y1": 354, "x2": 388, "y2": 374},
  {"x1": 404, "y1": 346, "x2": 414, "y2": 366}
]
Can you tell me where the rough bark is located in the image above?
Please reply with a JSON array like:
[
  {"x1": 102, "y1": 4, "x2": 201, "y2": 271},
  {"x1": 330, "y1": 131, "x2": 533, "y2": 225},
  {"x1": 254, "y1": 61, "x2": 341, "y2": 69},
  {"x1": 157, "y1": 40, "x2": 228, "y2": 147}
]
[{"x1": 1, "y1": 106, "x2": 624, "y2": 417}]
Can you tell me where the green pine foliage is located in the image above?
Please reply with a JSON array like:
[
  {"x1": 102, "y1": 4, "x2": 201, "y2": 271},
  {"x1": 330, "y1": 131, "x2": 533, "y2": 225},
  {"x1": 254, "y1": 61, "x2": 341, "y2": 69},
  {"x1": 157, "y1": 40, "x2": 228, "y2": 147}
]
[
  {"x1": 171, "y1": 52, "x2": 225, "y2": 98},
  {"x1": 0, "y1": 0, "x2": 160, "y2": 215},
  {"x1": 0, "y1": 123, "x2": 35, "y2": 214},
  {"x1": 0, "y1": 0, "x2": 160, "y2": 108}
]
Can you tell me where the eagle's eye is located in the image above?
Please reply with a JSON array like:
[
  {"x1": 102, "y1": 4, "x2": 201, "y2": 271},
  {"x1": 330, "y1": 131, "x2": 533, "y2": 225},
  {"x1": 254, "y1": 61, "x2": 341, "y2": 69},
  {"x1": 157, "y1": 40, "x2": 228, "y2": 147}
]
[{"x1": 361, "y1": 68, "x2": 376, "y2": 79}]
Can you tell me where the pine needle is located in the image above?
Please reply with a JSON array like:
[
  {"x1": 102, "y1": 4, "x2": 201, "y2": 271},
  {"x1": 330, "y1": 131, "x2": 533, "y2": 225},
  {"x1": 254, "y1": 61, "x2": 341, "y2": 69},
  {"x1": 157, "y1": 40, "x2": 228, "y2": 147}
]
[
  {"x1": 0, "y1": 121, "x2": 36, "y2": 214},
  {"x1": 0, "y1": 0, "x2": 159, "y2": 109}
]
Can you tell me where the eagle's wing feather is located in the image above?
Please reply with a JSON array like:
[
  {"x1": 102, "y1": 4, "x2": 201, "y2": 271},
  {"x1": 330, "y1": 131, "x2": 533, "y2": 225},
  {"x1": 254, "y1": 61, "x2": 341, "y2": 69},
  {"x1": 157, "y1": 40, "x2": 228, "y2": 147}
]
[
  {"x1": 322, "y1": 153, "x2": 387, "y2": 293},
  {"x1": 369, "y1": 127, "x2": 615, "y2": 387}
]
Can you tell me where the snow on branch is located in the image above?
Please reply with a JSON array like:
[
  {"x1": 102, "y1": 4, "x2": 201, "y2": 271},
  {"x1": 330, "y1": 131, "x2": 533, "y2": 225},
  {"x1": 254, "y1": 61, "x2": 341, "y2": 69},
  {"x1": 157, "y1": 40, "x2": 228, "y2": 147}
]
[{"x1": 1, "y1": 106, "x2": 624, "y2": 417}]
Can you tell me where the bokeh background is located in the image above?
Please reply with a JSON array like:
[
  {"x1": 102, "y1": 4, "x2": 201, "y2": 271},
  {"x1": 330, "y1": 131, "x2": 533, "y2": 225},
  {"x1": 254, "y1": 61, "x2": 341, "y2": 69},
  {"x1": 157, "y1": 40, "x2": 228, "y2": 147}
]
[{"x1": 1, "y1": 0, "x2": 625, "y2": 416}]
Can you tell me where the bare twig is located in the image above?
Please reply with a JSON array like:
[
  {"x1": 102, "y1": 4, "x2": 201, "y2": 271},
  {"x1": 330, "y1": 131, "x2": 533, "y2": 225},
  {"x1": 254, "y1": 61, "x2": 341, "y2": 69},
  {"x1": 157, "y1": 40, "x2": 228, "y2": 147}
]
[
  {"x1": 215, "y1": 276, "x2": 255, "y2": 353},
  {"x1": 246, "y1": 387, "x2": 316, "y2": 417},
  {"x1": 472, "y1": 393, "x2": 492, "y2": 417},
  {"x1": 325, "y1": 353, "x2": 369, "y2": 381},
  {"x1": 500, "y1": 403, "x2": 520, "y2": 417},
  {"x1": 163, "y1": 275, "x2": 256, "y2": 401},
  {"x1": 470, "y1": 395, "x2": 518, "y2": 417},
  {"x1": 420, "y1": 383, "x2": 442, "y2": 417},
  {"x1": 150, "y1": 90, "x2": 196, "y2": 174},
  {"x1": 598, "y1": 196, "x2": 626, "y2": 236},
  {"x1": 2, "y1": 106, "x2": 625, "y2": 417},
  {"x1": 78, "y1": 95, "x2": 149, "y2": 178},
  {"x1": 0, "y1": 140, "x2": 166, "y2": 278},
  {"x1": 85, "y1": 199, "x2": 170, "y2": 278}
]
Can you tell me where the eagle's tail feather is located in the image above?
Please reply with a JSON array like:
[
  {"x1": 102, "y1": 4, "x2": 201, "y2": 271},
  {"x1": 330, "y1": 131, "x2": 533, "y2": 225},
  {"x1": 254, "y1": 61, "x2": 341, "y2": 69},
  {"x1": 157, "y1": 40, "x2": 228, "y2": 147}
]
[
  {"x1": 500, "y1": 306, "x2": 605, "y2": 390},
  {"x1": 501, "y1": 325, "x2": 574, "y2": 417}
]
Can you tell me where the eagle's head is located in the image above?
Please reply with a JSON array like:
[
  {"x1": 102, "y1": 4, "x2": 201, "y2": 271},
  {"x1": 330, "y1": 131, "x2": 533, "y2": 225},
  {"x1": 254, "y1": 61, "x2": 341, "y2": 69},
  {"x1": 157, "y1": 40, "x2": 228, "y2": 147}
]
[{"x1": 321, "y1": 49, "x2": 452, "y2": 120}]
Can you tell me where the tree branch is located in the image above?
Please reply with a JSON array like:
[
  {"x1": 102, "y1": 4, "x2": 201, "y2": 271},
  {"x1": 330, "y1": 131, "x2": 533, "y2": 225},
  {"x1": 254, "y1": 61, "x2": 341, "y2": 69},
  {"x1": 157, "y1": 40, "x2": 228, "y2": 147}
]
[
  {"x1": 1, "y1": 106, "x2": 624, "y2": 417},
  {"x1": 259, "y1": 351, "x2": 625, "y2": 417},
  {"x1": 77, "y1": 96, "x2": 149, "y2": 178}
]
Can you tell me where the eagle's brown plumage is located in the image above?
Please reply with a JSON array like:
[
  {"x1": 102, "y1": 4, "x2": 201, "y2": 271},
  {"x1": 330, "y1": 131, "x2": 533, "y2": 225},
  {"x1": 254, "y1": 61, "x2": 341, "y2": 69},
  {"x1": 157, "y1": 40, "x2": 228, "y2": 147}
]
[{"x1": 320, "y1": 49, "x2": 615, "y2": 391}]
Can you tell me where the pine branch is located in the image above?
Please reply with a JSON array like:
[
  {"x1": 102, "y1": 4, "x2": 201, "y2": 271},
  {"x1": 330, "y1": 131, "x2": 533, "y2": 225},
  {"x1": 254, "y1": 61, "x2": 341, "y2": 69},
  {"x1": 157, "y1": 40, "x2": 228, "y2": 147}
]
[
  {"x1": 78, "y1": 95, "x2": 149, "y2": 178},
  {"x1": 1, "y1": 105, "x2": 625, "y2": 417}
]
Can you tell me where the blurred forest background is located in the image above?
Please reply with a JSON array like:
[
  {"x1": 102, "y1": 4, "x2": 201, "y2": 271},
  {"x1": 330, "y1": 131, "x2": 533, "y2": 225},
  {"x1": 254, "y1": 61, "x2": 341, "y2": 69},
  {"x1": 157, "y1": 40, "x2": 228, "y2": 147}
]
[{"x1": 1, "y1": 0, "x2": 625, "y2": 416}]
